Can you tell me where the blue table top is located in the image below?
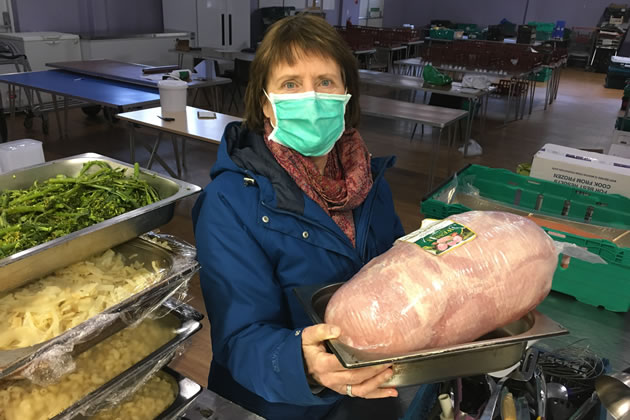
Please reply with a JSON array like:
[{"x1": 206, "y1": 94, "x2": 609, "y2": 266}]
[{"x1": 0, "y1": 70, "x2": 160, "y2": 109}]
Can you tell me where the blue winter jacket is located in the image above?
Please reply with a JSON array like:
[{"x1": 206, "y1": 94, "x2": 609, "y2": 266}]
[{"x1": 192, "y1": 122, "x2": 405, "y2": 420}]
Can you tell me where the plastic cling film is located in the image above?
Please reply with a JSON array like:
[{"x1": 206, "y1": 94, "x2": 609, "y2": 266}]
[
  {"x1": 20, "y1": 312, "x2": 118, "y2": 386},
  {"x1": 0, "y1": 317, "x2": 177, "y2": 420},
  {"x1": 72, "y1": 343, "x2": 187, "y2": 419},
  {"x1": 0, "y1": 248, "x2": 164, "y2": 350},
  {"x1": 325, "y1": 211, "x2": 558, "y2": 355},
  {"x1": 90, "y1": 371, "x2": 178, "y2": 420},
  {"x1": 553, "y1": 241, "x2": 607, "y2": 265},
  {"x1": 0, "y1": 233, "x2": 199, "y2": 383}
]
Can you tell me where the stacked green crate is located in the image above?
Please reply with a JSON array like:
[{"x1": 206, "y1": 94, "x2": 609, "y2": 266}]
[
  {"x1": 528, "y1": 21, "x2": 555, "y2": 40},
  {"x1": 530, "y1": 67, "x2": 553, "y2": 82},
  {"x1": 430, "y1": 28, "x2": 455, "y2": 40},
  {"x1": 421, "y1": 164, "x2": 630, "y2": 312}
]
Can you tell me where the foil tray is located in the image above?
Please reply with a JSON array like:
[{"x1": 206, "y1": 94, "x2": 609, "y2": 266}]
[
  {"x1": 0, "y1": 153, "x2": 202, "y2": 293},
  {"x1": 53, "y1": 300, "x2": 204, "y2": 420},
  {"x1": 294, "y1": 283, "x2": 568, "y2": 387},
  {"x1": 0, "y1": 233, "x2": 200, "y2": 380}
]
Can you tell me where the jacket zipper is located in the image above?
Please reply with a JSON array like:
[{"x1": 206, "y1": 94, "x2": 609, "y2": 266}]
[{"x1": 358, "y1": 156, "x2": 394, "y2": 264}]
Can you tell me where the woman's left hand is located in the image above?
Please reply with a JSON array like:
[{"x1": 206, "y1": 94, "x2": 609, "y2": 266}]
[{"x1": 302, "y1": 323, "x2": 398, "y2": 399}]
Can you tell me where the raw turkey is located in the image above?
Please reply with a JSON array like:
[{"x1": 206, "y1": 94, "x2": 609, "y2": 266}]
[{"x1": 324, "y1": 211, "x2": 557, "y2": 355}]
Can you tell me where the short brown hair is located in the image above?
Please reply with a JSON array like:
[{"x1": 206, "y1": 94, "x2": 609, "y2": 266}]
[{"x1": 243, "y1": 14, "x2": 360, "y2": 133}]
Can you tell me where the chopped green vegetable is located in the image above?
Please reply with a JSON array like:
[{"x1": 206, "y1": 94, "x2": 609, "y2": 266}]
[{"x1": 0, "y1": 161, "x2": 160, "y2": 259}]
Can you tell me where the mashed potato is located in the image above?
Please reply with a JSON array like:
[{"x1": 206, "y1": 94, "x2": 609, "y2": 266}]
[
  {"x1": 0, "y1": 317, "x2": 176, "y2": 420},
  {"x1": 91, "y1": 371, "x2": 178, "y2": 420}
]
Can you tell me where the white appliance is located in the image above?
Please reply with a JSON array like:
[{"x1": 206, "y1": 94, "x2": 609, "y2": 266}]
[
  {"x1": 0, "y1": 32, "x2": 81, "y2": 109},
  {"x1": 0, "y1": 32, "x2": 81, "y2": 70},
  {"x1": 162, "y1": 0, "x2": 250, "y2": 51}
]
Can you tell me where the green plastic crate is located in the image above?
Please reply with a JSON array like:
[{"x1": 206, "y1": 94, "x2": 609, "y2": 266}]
[
  {"x1": 430, "y1": 28, "x2": 455, "y2": 40},
  {"x1": 421, "y1": 164, "x2": 630, "y2": 312},
  {"x1": 527, "y1": 21, "x2": 555, "y2": 32},
  {"x1": 530, "y1": 67, "x2": 552, "y2": 82},
  {"x1": 456, "y1": 23, "x2": 477, "y2": 31}
]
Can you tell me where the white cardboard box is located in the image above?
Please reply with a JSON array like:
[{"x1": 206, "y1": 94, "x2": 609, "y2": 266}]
[
  {"x1": 609, "y1": 143, "x2": 630, "y2": 159},
  {"x1": 530, "y1": 143, "x2": 630, "y2": 197},
  {"x1": 613, "y1": 129, "x2": 630, "y2": 146}
]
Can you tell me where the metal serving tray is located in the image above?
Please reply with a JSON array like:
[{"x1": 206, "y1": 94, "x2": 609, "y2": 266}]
[
  {"x1": 69, "y1": 367, "x2": 202, "y2": 420},
  {"x1": 0, "y1": 153, "x2": 202, "y2": 293},
  {"x1": 0, "y1": 233, "x2": 200, "y2": 380},
  {"x1": 156, "y1": 367, "x2": 203, "y2": 420},
  {"x1": 295, "y1": 283, "x2": 569, "y2": 387},
  {"x1": 53, "y1": 300, "x2": 204, "y2": 420}
]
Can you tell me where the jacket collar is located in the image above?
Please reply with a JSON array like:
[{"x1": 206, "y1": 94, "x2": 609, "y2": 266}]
[{"x1": 212, "y1": 121, "x2": 395, "y2": 215}]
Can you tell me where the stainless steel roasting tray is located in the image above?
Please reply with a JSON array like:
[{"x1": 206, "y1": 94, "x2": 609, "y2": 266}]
[
  {"x1": 0, "y1": 153, "x2": 201, "y2": 293},
  {"x1": 155, "y1": 367, "x2": 204, "y2": 420},
  {"x1": 53, "y1": 300, "x2": 203, "y2": 420},
  {"x1": 295, "y1": 282, "x2": 569, "y2": 387},
  {"x1": 0, "y1": 233, "x2": 199, "y2": 381}
]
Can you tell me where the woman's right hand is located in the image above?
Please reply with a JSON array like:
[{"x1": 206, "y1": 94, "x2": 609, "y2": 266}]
[{"x1": 301, "y1": 324, "x2": 398, "y2": 399}]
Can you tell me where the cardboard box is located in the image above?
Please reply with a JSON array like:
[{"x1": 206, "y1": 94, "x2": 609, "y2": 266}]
[
  {"x1": 530, "y1": 143, "x2": 630, "y2": 198},
  {"x1": 613, "y1": 129, "x2": 630, "y2": 145},
  {"x1": 610, "y1": 143, "x2": 630, "y2": 159}
]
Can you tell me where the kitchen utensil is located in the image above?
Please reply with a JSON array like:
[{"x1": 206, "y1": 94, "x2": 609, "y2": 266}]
[
  {"x1": 534, "y1": 366, "x2": 547, "y2": 420},
  {"x1": 480, "y1": 377, "x2": 509, "y2": 420},
  {"x1": 546, "y1": 383, "x2": 569, "y2": 401},
  {"x1": 595, "y1": 370, "x2": 630, "y2": 420},
  {"x1": 567, "y1": 391, "x2": 599, "y2": 420},
  {"x1": 501, "y1": 392, "x2": 517, "y2": 420},
  {"x1": 481, "y1": 350, "x2": 542, "y2": 420}
]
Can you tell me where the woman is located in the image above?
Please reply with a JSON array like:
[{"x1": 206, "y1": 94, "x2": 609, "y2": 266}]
[{"x1": 193, "y1": 14, "x2": 409, "y2": 419}]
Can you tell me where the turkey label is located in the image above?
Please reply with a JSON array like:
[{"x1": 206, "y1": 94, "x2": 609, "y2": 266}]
[{"x1": 399, "y1": 219, "x2": 476, "y2": 256}]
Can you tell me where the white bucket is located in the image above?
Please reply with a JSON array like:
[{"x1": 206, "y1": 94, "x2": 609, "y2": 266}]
[
  {"x1": 0, "y1": 139, "x2": 45, "y2": 174},
  {"x1": 158, "y1": 79, "x2": 188, "y2": 114}
]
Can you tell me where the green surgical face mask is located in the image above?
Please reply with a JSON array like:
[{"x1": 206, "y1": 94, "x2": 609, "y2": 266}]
[{"x1": 265, "y1": 90, "x2": 352, "y2": 156}]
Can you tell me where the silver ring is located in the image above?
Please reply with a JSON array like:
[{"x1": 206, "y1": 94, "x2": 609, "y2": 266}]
[{"x1": 346, "y1": 384, "x2": 354, "y2": 397}]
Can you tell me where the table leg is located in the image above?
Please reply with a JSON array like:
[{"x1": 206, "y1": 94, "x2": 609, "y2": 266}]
[
  {"x1": 529, "y1": 76, "x2": 536, "y2": 115},
  {"x1": 514, "y1": 78, "x2": 521, "y2": 121},
  {"x1": 9, "y1": 84, "x2": 15, "y2": 118},
  {"x1": 545, "y1": 72, "x2": 551, "y2": 110},
  {"x1": 554, "y1": 67, "x2": 561, "y2": 100},
  {"x1": 481, "y1": 93, "x2": 489, "y2": 136},
  {"x1": 52, "y1": 94, "x2": 63, "y2": 139},
  {"x1": 178, "y1": 53, "x2": 183, "y2": 69},
  {"x1": 213, "y1": 87, "x2": 220, "y2": 111},
  {"x1": 129, "y1": 123, "x2": 136, "y2": 163},
  {"x1": 202, "y1": 88, "x2": 212, "y2": 109},
  {"x1": 147, "y1": 131, "x2": 163, "y2": 170},
  {"x1": 504, "y1": 78, "x2": 514, "y2": 126},
  {"x1": 171, "y1": 134, "x2": 182, "y2": 178},
  {"x1": 520, "y1": 79, "x2": 528, "y2": 120},
  {"x1": 463, "y1": 100, "x2": 474, "y2": 156},
  {"x1": 182, "y1": 136, "x2": 187, "y2": 170},
  {"x1": 64, "y1": 96, "x2": 69, "y2": 138},
  {"x1": 447, "y1": 123, "x2": 457, "y2": 176},
  {"x1": 428, "y1": 127, "x2": 443, "y2": 192}
]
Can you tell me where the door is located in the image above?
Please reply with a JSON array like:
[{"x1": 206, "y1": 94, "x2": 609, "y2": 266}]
[
  {"x1": 197, "y1": 0, "x2": 250, "y2": 50},
  {"x1": 196, "y1": 0, "x2": 228, "y2": 49},
  {"x1": 227, "y1": 0, "x2": 251, "y2": 50}
]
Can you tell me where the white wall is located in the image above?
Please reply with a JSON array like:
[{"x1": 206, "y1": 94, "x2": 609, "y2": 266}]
[{"x1": 384, "y1": 0, "x2": 614, "y2": 29}]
